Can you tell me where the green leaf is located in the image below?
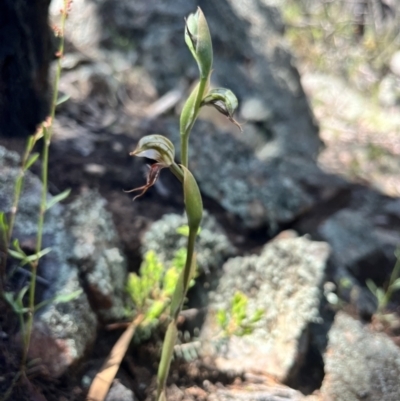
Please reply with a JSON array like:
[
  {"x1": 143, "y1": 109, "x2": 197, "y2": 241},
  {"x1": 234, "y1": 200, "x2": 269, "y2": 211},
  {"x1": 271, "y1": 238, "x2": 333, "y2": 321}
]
[
  {"x1": 7, "y1": 249, "x2": 26, "y2": 260},
  {"x1": 249, "y1": 308, "x2": 264, "y2": 324},
  {"x1": 0, "y1": 212, "x2": 9, "y2": 232},
  {"x1": 46, "y1": 188, "x2": 71, "y2": 210},
  {"x1": 376, "y1": 288, "x2": 386, "y2": 305},
  {"x1": 56, "y1": 93, "x2": 70, "y2": 106},
  {"x1": 172, "y1": 248, "x2": 187, "y2": 272},
  {"x1": 34, "y1": 289, "x2": 83, "y2": 312},
  {"x1": 0, "y1": 212, "x2": 9, "y2": 246},
  {"x1": 366, "y1": 279, "x2": 377, "y2": 295},
  {"x1": 230, "y1": 291, "x2": 249, "y2": 327},
  {"x1": 16, "y1": 285, "x2": 29, "y2": 307},
  {"x1": 24, "y1": 153, "x2": 40, "y2": 170},
  {"x1": 390, "y1": 278, "x2": 400, "y2": 291},
  {"x1": 162, "y1": 267, "x2": 179, "y2": 297},
  {"x1": 176, "y1": 225, "x2": 190, "y2": 237},
  {"x1": 12, "y1": 238, "x2": 23, "y2": 253},
  {"x1": 140, "y1": 250, "x2": 163, "y2": 299},
  {"x1": 176, "y1": 225, "x2": 201, "y2": 237},
  {"x1": 181, "y1": 165, "x2": 203, "y2": 232},
  {"x1": 26, "y1": 135, "x2": 35, "y2": 150},
  {"x1": 3, "y1": 292, "x2": 15, "y2": 308},
  {"x1": 127, "y1": 273, "x2": 143, "y2": 307},
  {"x1": 4, "y1": 287, "x2": 29, "y2": 315},
  {"x1": 20, "y1": 247, "x2": 52, "y2": 266},
  {"x1": 53, "y1": 289, "x2": 83, "y2": 304},
  {"x1": 216, "y1": 309, "x2": 228, "y2": 329},
  {"x1": 146, "y1": 300, "x2": 167, "y2": 320}
]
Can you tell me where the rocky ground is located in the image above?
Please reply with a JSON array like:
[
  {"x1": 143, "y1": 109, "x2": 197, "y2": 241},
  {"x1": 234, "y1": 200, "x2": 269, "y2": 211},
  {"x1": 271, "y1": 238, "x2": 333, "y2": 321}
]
[{"x1": 1, "y1": 1, "x2": 400, "y2": 400}]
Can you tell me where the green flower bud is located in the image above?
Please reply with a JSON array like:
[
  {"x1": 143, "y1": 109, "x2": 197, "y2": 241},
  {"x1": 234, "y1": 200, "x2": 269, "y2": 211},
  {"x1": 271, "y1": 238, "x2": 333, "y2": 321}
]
[
  {"x1": 201, "y1": 88, "x2": 242, "y2": 131},
  {"x1": 185, "y1": 7, "x2": 213, "y2": 79},
  {"x1": 130, "y1": 134, "x2": 175, "y2": 167},
  {"x1": 126, "y1": 135, "x2": 176, "y2": 200}
]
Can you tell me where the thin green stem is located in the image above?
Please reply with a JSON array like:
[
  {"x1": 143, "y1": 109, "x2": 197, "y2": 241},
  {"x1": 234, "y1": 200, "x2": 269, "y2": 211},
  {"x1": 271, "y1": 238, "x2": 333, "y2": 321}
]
[
  {"x1": 383, "y1": 254, "x2": 400, "y2": 310},
  {"x1": 180, "y1": 135, "x2": 190, "y2": 169},
  {"x1": 180, "y1": 76, "x2": 208, "y2": 168},
  {"x1": 194, "y1": 75, "x2": 208, "y2": 119},
  {"x1": 181, "y1": 230, "x2": 196, "y2": 303},
  {"x1": 169, "y1": 163, "x2": 184, "y2": 183},
  {"x1": 0, "y1": 135, "x2": 39, "y2": 295},
  {"x1": 22, "y1": 1, "x2": 68, "y2": 369},
  {"x1": 156, "y1": 226, "x2": 198, "y2": 400}
]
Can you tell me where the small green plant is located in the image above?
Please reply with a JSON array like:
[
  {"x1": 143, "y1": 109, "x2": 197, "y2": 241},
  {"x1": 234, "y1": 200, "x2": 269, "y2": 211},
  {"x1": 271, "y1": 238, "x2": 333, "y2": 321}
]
[
  {"x1": 0, "y1": 2, "x2": 73, "y2": 398},
  {"x1": 125, "y1": 8, "x2": 240, "y2": 401},
  {"x1": 87, "y1": 9, "x2": 240, "y2": 401},
  {"x1": 366, "y1": 248, "x2": 400, "y2": 316},
  {"x1": 216, "y1": 291, "x2": 264, "y2": 337},
  {"x1": 126, "y1": 247, "x2": 196, "y2": 328}
]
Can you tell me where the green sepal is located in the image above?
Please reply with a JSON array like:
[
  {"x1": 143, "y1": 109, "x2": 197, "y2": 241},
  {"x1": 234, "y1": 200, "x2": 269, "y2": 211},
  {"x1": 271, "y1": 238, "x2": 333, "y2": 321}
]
[
  {"x1": 201, "y1": 88, "x2": 241, "y2": 130},
  {"x1": 180, "y1": 82, "x2": 199, "y2": 137},
  {"x1": 130, "y1": 135, "x2": 175, "y2": 167},
  {"x1": 185, "y1": 8, "x2": 213, "y2": 79}
]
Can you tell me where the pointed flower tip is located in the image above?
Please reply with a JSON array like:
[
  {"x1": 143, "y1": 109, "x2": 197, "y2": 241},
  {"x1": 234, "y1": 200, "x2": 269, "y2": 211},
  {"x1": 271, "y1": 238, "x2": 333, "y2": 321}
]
[
  {"x1": 185, "y1": 8, "x2": 213, "y2": 78},
  {"x1": 127, "y1": 134, "x2": 175, "y2": 201},
  {"x1": 201, "y1": 88, "x2": 242, "y2": 131},
  {"x1": 130, "y1": 134, "x2": 175, "y2": 166}
]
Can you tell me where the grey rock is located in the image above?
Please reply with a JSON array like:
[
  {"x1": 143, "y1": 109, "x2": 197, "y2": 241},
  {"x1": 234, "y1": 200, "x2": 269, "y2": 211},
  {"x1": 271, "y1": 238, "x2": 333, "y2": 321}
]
[
  {"x1": 0, "y1": 146, "x2": 97, "y2": 378},
  {"x1": 64, "y1": 189, "x2": 128, "y2": 322},
  {"x1": 296, "y1": 186, "x2": 400, "y2": 315},
  {"x1": 316, "y1": 189, "x2": 400, "y2": 285},
  {"x1": 141, "y1": 211, "x2": 235, "y2": 274},
  {"x1": 319, "y1": 209, "x2": 386, "y2": 280},
  {"x1": 28, "y1": 271, "x2": 97, "y2": 378},
  {"x1": 105, "y1": 381, "x2": 136, "y2": 401},
  {"x1": 200, "y1": 235, "x2": 330, "y2": 382},
  {"x1": 241, "y1": 98, "x2": 272, "y2": 122},
  {"x1": 321, "y1": 312, "x2": 400, "y2": 401},
  {"x1": 96, "y1": 0, "x2": 321, "y2": 159}
]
